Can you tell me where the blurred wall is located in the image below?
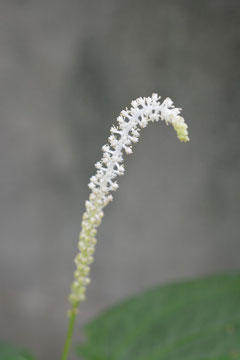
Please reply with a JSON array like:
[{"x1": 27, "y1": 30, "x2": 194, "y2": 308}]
[{"x1": 0, "y1": 0, "x2": 240, "y2": 358}]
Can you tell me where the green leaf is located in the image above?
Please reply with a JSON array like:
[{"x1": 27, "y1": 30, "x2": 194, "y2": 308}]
[
  {"x1": 0, "y1": 343, "x2": 35, "y2": 360},
  {"x1": 76, "y1": 273, "x2": 240, "y2": 360}
]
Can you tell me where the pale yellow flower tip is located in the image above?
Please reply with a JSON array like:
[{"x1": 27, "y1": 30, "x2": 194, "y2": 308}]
[{"x1": 172, "y1": 117, "x2": 190, "y2": 142}]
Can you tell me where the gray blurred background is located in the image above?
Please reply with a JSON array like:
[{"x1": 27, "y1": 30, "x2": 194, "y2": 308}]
[{"x1": 0, "y1": 0, "x2": 240, "y2": 359}]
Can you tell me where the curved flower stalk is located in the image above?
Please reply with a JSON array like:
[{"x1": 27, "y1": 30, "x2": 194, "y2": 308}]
[
  {"x1": 61, "y1": 93, "x2": 189, "y2": 360},
  {"x1": 69, "y1": 93, "x2": 189, "y2": 311}
]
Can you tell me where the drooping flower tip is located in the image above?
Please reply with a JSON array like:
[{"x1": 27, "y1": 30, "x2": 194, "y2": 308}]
[{"x1": 172, "y1": 117, "x2": 189, "y2": 142}]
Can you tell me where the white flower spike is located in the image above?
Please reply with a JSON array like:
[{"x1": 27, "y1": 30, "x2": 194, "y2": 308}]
[{"x1": 68, "y1": 93, "x2": 189, "y2": 314}]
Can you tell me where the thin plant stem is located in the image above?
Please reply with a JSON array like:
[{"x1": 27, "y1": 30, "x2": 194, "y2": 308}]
[{"x1": 61, "y1": 304, "x2": 78, "y2": 360}]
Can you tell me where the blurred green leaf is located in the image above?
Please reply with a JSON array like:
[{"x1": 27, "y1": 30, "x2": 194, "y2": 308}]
[
  {"x1": 76, "y1": 273, "x2": 240, "y2": 360},
  {"x1": 0, "y1": 343, "x2": 35, "y2": 360}
]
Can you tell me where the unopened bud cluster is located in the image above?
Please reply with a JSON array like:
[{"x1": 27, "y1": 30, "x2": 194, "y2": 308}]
[{"x1": 69, "y1": 93, "x2": 189, "y2": 313}]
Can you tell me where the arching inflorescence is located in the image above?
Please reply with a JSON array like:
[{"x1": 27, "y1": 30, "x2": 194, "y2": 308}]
[{"x1": 69, "y1": 93, "x2": 189, "y2": 314}]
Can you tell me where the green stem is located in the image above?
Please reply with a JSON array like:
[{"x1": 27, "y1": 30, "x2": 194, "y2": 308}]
[{"x1": 61, "y1": 304, "x2": 78, "y2": 360}]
